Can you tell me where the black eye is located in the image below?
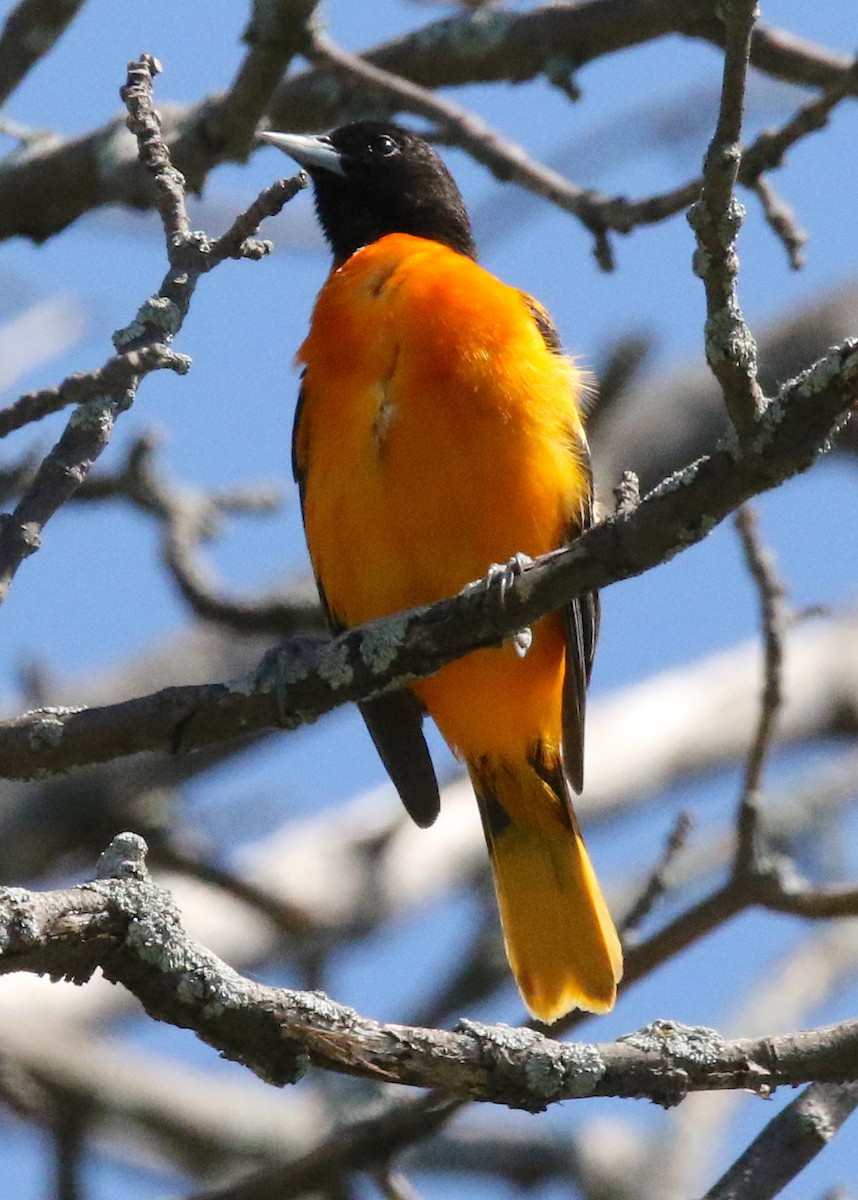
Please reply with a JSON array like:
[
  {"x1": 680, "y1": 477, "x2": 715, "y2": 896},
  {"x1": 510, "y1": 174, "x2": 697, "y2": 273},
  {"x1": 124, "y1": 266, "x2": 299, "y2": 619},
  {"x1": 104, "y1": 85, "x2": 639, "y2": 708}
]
[{"x1": 370, "y1": 134, "x2": 398, "y2": 158}]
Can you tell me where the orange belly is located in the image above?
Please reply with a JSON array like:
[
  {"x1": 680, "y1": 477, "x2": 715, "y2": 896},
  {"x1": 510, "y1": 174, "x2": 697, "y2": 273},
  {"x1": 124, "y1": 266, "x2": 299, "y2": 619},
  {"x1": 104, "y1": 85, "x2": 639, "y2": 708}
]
[{"x1": 296, "y1": 233, "x2": 588, "y2": 761}]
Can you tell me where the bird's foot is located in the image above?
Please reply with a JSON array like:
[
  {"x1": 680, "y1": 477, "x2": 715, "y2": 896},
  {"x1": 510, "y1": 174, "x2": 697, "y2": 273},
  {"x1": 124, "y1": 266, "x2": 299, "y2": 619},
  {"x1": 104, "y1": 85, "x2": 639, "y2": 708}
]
[{"x1": 483, "y1": 553, "x2": 533, "y2": 658}]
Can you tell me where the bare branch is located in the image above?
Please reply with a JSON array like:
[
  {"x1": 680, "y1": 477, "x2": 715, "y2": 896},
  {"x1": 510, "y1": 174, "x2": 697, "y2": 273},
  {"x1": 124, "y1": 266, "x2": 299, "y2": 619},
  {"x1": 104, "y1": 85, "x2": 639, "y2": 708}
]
[
  {"x1": 1, "y1": 336, "x2": 855, "y2": 780},
  {"x1": 72, "y1": 431, "x2": 320, "y2": 635},
  {"x1": 750, "y1": 176, "x2": 807, "y2": 269},
  {"x1": 688, "y1": 0, "x2": 765, "y2": 440},
  {"x1": 620, "y1": 811, "x2": 693, "y2": 937},
  {"x1": 190, "y1": 1093, "x2": 459, "y2": 1200},
  {"x1": 307, "y1": 27, "x2": 624, "y2": 265},
  {"x1": 740, "y1": 53, "x2": 858, "y2": 184},
  {"x1": 592, "y1": 279, "x2": 858, "y2": 499},
  {"x1": 702, "y1": 1082, "x2": 858, "y2": 1200},
  {"x1": 4, "y1": 834, "x2": 858, "y2": 1108},
  {"x1": 0, "y1": 57, "x2": 305, "y2": 607},
  {"x1": 733, "y1": 505, "x2": 788, "y2": 876},
  {"x1": 0, "y1": 346, "x2": 190, "y2": 440},
  {"x1": 0, "y1": 3, "x2": 853, "y2": 245},
  {"x1": 119, "y1": 54, "x2": 190, "y2": 243},
  {"x1": 268, "y1": 3, "x2": 857, "y2": 131},
  {"x1": 0, "y1": 0, "x2": 85, "y2": 107},
  {"x1": 205, "y1": 0, "x2": 319, "y2": 163}
]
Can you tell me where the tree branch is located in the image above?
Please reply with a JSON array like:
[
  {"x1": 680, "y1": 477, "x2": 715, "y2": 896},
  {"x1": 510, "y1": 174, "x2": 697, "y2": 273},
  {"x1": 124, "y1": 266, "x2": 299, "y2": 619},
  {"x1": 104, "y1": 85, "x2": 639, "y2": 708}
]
[
  {"x1": 0, "y1": 0, "x2": 85, "y2": 108},
  {"x1": 3, "y1": 834, "x2": 858, "y2": 1109},
  {"x1": 688, "y1": 0, "x2": 765, "y2": 441},
  {"x1": 0, "y1": 56, "x2": 305, "y2": 607},
  {"x1": 702, "y1": 1082, "x2": 858, "y2": 1200},
  {"x1": 0, "y1": 3, "x2": 853, "y2": 244},
  {"x1": 733, "y1": 505, "x2": 788, "y2": 876},
  {"x1": 0, "y1": 346, "x2": 190, "y2": 440},
  {"x1": 1, "y1": 336, "x2": 854, "y2": 780}
]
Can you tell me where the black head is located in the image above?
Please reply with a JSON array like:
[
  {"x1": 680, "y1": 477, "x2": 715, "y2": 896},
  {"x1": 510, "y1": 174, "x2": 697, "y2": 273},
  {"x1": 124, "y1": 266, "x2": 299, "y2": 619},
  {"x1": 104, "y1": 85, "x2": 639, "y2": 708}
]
[{"x1": 258, "y1": 121, "x2": 477, "y2": 264}]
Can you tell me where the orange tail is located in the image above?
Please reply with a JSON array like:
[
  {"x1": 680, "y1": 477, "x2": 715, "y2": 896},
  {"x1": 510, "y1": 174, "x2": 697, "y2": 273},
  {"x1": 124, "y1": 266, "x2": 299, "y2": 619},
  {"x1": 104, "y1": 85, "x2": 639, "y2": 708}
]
[{"x1": 471, "y1": 756, "x2": 622, "y2": 1023}]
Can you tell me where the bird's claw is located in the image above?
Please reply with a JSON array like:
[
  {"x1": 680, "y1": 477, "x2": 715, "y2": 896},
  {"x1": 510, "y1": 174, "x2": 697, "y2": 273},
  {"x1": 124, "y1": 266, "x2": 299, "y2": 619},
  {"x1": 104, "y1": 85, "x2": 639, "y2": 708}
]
[
  {"x1": 483, "y1": 552, "x2": 534, "y2": 657},
  {"x1": 484, "y1": 552, "x2": 533, "y2": 601}
]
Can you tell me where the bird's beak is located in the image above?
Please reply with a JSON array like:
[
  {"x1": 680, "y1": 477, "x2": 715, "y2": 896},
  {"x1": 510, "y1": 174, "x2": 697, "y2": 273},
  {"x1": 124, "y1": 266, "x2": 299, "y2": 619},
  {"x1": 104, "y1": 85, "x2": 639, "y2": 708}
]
[{"x1": 256, "y1": 131, "x2": 346, "y2": 177}]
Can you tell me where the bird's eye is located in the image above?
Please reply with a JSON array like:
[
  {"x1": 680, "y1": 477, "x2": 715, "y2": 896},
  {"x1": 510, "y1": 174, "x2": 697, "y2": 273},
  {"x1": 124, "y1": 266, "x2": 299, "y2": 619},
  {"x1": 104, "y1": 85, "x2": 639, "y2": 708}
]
[{"x1": 370, "y1": 134, "x2": 399, "y2": 158}]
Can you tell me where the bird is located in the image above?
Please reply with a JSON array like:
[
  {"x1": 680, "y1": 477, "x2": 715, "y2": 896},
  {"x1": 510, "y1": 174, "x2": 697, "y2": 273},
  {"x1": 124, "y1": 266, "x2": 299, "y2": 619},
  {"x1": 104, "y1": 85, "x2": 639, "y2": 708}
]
[{"x1": 258, "y1": 120, "x2": 622, "y2": 1022}]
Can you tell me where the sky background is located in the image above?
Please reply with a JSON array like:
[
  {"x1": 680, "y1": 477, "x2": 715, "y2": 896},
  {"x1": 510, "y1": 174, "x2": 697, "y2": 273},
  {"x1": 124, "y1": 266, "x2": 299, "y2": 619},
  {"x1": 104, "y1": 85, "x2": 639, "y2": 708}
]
[{"x1": 1, "y1": 2, "x2": 857, "y2": 1197}]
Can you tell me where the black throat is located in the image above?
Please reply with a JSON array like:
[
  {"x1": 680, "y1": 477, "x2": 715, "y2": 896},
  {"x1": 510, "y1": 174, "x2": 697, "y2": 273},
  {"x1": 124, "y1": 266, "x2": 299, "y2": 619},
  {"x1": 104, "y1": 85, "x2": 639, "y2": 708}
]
[{"x1": 308, "y1": 122, "x2": 478, "y2": 265}]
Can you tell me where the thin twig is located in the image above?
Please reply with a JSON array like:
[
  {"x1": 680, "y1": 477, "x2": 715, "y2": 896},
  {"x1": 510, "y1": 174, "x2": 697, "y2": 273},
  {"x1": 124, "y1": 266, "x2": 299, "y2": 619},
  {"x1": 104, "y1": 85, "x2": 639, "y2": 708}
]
[
  {"x1": 620, "y1": 811, "x2": 693, "y2": 937},
  {"x1": 0, "y1": 345, "x2": 190, "y2": 440},
  {"x1": 688, "y1": 0, "x2": 766, "y2": 441},
  {"x1": 733, "y1": 505, "x2": 788, "y2": 877},
  {"x1": 751, "y1": 176, "x2": 807, "y2": 270}
]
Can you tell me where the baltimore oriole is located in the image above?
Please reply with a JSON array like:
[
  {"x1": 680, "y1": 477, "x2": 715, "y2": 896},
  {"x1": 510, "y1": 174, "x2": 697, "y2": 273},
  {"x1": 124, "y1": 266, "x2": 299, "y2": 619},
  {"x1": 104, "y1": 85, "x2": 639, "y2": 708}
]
[{"x1": 259, "y1": 121, "x2": 622, "y2": 1021}]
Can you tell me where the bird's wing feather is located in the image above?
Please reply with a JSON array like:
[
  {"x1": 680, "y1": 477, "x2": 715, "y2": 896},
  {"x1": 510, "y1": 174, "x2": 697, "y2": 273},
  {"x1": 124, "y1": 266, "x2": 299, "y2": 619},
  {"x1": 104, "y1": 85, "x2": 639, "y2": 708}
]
[{"x1": 520, "y1": 295, "x2": 600, "y2": 796}]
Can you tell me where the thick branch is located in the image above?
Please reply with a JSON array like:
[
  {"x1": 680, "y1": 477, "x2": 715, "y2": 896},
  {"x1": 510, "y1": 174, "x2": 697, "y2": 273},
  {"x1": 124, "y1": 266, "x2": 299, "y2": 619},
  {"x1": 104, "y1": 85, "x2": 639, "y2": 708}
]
[
  {"x1": 3, "y1": 834, "x2": 858, "y2": 1109},
  {"x1": 1, "y1": 338, "x2": 855, "y2": 780},
  {"x1": 0, "y1": 3, "x2": 852, "y2": 244}
]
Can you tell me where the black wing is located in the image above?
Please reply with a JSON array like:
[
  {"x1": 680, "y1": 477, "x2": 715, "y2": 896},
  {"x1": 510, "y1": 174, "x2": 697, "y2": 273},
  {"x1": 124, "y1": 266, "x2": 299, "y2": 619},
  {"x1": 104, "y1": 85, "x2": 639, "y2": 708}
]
[
  {"x1": 292, "y1": 380, "x2": 441, "y2": 828},
  {"x1": 520, "y1": 295, "x2": 600, "y2": 796}
]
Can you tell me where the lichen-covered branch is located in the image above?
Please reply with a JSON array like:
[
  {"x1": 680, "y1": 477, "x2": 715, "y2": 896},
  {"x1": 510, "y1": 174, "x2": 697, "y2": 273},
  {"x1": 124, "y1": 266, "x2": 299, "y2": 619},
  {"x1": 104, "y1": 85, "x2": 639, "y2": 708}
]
[
  {"x1": 1, "y1": 337, "x2": 855, "y2": 780},
  {"x1": 2, "y1": 834, "x2": 858, "y2": 1110},
  {"x1": 0, "y1": 345, "x2": 190, "y2": 440}
]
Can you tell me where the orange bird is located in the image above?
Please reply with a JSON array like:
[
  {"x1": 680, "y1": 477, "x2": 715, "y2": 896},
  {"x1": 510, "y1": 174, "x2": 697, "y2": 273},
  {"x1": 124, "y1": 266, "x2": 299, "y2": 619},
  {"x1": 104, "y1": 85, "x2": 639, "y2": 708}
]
[{"x1": 259, "y1": 122, "x2": 622, "y2": 1021}]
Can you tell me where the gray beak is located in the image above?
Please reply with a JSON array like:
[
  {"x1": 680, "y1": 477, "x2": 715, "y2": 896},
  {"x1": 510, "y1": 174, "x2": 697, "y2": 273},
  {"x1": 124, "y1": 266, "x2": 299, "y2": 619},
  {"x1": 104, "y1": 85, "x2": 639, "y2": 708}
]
[{"x1": 256, "y1": 131, "x2": 346, "y2": 177}]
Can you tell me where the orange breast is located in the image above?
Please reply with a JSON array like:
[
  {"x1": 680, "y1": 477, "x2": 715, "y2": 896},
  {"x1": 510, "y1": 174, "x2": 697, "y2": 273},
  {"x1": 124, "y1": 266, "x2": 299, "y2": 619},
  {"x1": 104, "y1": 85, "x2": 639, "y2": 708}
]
[{"x1": 296, "y1": 233, "x2": 588, "y2": 759}]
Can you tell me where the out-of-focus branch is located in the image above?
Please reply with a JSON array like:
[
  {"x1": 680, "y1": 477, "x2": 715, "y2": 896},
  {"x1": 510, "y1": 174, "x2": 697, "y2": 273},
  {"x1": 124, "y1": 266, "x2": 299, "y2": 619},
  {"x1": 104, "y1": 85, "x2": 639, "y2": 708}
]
[
  {"x1": 74, "y1": 431, "x2": 323, "y2": 636},
  {"x1": 0, "y1": 0, "x2": 85, "y2": 107},
  {"x1": 190, "y1": 1093, "x2": 458, "y2": 1200},
  {"x1": 733, "y1": 506, "x2": 788, "y2": 875},
  {"x1": 658, "y1": 918, "x2": 858, "y2": 1200},
  {"x1": 305, "y1": 23, "x2": 857, "y2": 270},
  {"x1": 620, "y1": 810, "x2": 694, "y2": 937},
  {"x1": 592, "y1": 280, "x2": 858, "y2": 497},
  {"x1": 703, "y1": 1083, "x2": 858, "y2": 1200},
  {"x1": 751, "y1": 176, "x2": 806, "y2": 269},
  {"x1": 0, "y1": 1016, "x2": 330, "y2": 1178},
  {"x1": 204, "y1": 0, "x2": 319, "y2": 162}
]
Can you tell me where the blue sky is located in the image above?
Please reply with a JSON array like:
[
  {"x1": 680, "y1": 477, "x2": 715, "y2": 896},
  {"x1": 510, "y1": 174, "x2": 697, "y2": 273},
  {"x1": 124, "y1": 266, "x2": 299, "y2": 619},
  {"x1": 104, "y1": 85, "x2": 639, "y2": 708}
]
[{"x1": 1, "y1": 2, "x2": 857, "y2": 1197}]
